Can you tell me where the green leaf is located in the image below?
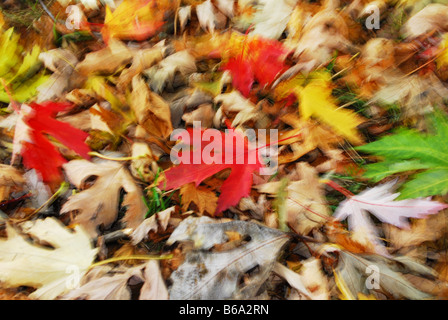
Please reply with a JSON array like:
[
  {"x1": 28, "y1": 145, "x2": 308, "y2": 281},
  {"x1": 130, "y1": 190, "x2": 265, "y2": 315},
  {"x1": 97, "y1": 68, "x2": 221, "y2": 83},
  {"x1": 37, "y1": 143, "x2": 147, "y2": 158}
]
[
  {"x1": 362, "y1": 159, "x2": 431, "y2": 183},
  {"x1": 397, "y1": 169, "x2": 448, "y2": 200},
  {"x1": 357, "y1": 129, "x2": 448, "y2": 167},
  {"x1": 356, "y1": 110, "x2": 448, "y2": 199}
]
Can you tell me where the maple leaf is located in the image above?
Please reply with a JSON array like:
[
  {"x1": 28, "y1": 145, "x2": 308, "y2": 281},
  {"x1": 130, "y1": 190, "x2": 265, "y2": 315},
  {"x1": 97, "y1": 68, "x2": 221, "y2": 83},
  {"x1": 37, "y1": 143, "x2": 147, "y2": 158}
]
[
  {"x1": 221, "y1": 33, "x2": 289, "y2": 97},
  {"x1": 0, "y1": 217, "x2": 97, "y2": 300},
  {"x1": 160, "y1": 127, "x2": 264, "y2": 214},
  {"x1": 275, "y1": 71, "x2": 365, "y2": 144},
  {"x1": 20, "y1": 102, "x2": 91, "y2": 185},
  {"x1": 356, "y1": 110, "x2": 448, "y2": 199},
  {"x1": 180, "y1": 182, "x2": 218, "y2": 215},
  {"x1": 332, "y1": 180, "x2": 448, "y2": 256},
  {"x1": 61, "y1": 159, "x2": 147, "y2": 238}
]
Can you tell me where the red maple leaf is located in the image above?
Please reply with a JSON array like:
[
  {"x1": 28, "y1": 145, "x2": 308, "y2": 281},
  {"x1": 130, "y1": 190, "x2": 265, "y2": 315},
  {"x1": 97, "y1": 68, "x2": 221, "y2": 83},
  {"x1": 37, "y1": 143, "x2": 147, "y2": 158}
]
[
  {"x1": 21, "y1": 102, "x2": 91, "y2": 186},
  {"x1": 221, "y1": 37, "x2": 289, "y2": 97},
  {"x1": 159, "y1": 127, "x2": 265, "y2": 214}
]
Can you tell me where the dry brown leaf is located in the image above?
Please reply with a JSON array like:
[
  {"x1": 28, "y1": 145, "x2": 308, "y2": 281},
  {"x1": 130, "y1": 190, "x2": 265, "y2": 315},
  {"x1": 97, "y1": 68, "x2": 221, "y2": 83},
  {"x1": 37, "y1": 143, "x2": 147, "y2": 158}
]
[
  {"x1": 180, "y1": 182, "x2": 218, "y2": 215},
  {"x1": 130, "y1": 75, "x2": 173, "y2": 140},
  {"x1": 401, "y1": 4, "x2": 448, "y2": 38},
  {"x1": 117, "y1": 46, "x2": 165, "y2": 91},
  {"x1": 288, "y1": 9, "x2": 351, "y2": 71},
  {"x1": 62, "y1": 260, "x2": 168, "y2": 300},
  {"x1": 131, "y1": 206, "x2": 176, "y2": 245},
  {"x1": 278, "y1": 114, "x2": 343, "y2": 164},
  {"x1": 76, "y1": 39, "x2": 133, "y2": 76},
  {"x1": 214, "y1": 91, "x2": 267, "y2": 128},
  {"x1": 182, "y1": 103, "x2": 216, "y2": 128},
  {"x1": 384, "y1": 210, "x2": 448, "y2": 251},
  {"x1": 37, "y1": 48, "x2": 79, "y2": 102},
  {"x1": 256, "y1": 162, "x2": 330, "y2": 235},
  {"x1": 144, "y1": 50, "x2": 197, "y2": 93},
  {"x1": 0, "y1": 164, "x2": 25, "y2": 202},
  {"x1": 61, "y1": 160, "x2": 147, "y2": 238}
]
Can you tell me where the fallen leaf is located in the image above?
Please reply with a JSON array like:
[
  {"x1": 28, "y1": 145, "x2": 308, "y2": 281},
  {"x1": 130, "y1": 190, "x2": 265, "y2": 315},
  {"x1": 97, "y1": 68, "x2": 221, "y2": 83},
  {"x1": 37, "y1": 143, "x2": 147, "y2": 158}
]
[
  {"x1": 130, "y1": 75, "x2": 173, "y2": 139},
  {"x1": 0, "y1": 164, "x2": 25, "y2": 202},
  {"x1": 256, "y1": 162, "x2": 330, "y2": 235},
  {"x1": 160, "y1": 127, "x2": 264, "y2": 214},
  {"x1": 76, "y1": 39, "x2": 133, "y2": 76},
  {"x1": 275, "y1": 71, "x2": 365, "y2": 144},
  {"x1": 101, "y1": 0, "x2": 167, "y2": 43},
  {"x1": 333, "y1": 180, "x2": 448, "y2": 256},
  {"x1": 62, "y1": 260, "x2": 168, "y2": 300},
  {"x1": 37, "y1": 48, "x2": 79, "y2": 102},
  {"x1": 0, "y1": 217, "x2": 97, "y2": 300},
  {"x1": 250, "y1": 0, "x2": 299, "y2": 40},
  {"x1": 333, "y1": 249, "x2": 435, "y2": 300},
  {"x1": 145, "y1": 50, "x2": 197, "y2": 93},
  {"x1": 167, "y1": 216, "x2": 290, "y2": 299},
  {"x1": 180, "y1": 182, "x2": 218, "y2": 215},
  {"x1": 131, "y1": 206, "x2": 175, "y2": 245},
  {"x1": 61, "y1": 159, "x2": 147, "y2": 237}
]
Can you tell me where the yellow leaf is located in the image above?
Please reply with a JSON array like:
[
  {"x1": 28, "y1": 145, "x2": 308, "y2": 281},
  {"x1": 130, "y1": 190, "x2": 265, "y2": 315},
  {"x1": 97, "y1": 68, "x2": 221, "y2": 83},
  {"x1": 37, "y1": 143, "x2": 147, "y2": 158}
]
[
  {"x1": 437, "y1": 33, "x2": 448, "y2": 69},
  {"x1": 102, "y1": 0, "x2": 169, "y2": 42},
  {"x1": 276, "y1": 71, "x2": 365, "y2": 144},
  {"x1": 333, "y1": 269, "x2": 356, "y2": 300}
]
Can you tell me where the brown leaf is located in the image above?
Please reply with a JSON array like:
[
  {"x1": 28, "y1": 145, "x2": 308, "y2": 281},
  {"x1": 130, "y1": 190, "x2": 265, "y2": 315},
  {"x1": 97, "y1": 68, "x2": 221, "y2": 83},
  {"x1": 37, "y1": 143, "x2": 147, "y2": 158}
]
[
  {"x1": 0, "y1": 165, "x2": 25, "y2": 202},
  {"x1": 278, "y1": 114, "x2": 343, "y2": 164},
  {"x1": 76, "y1": 39, "x2": 133, "y2": 76},
  {"x1": 256, "y1": 162, "x2": 330, "y2": 235},
  {"x1": 180, "y1": 182, "x2": 218, "y2": 215},
  {"x1": 61, "y1": 160, "x2": 147, "y2": 238},
  {"x1": 117, "y1": 46, "x2": 165, "y2": 91},
  {"x1": 384, "y1": 210, "x2": 448, "y2": 251},
  {"x1": 130, "y1": 75, "x2": 173, "y2": 139}
]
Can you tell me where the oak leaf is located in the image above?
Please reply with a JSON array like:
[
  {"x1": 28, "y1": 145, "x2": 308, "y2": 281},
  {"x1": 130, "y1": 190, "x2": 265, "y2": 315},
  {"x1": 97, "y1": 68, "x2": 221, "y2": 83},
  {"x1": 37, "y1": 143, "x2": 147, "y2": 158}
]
[{"x1": 61, "y1": 159, "x2": 147, "y2": 238}]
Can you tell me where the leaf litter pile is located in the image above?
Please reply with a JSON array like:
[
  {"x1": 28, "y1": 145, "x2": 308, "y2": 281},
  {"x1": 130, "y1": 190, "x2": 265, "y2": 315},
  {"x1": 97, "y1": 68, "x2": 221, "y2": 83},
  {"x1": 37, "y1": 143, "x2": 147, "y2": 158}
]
[{"x1": 3, "y1": 0, "x2": 448, "y2": 301}]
